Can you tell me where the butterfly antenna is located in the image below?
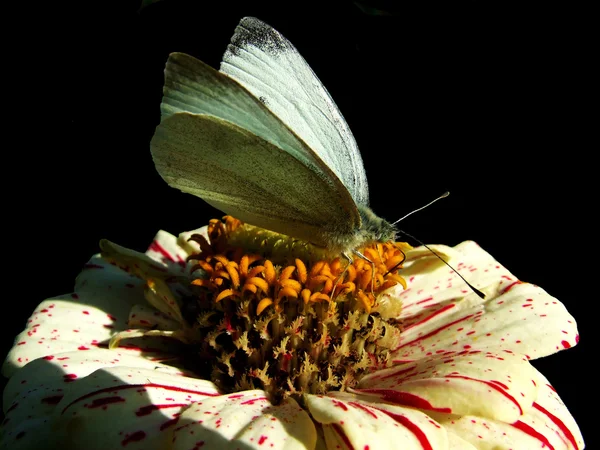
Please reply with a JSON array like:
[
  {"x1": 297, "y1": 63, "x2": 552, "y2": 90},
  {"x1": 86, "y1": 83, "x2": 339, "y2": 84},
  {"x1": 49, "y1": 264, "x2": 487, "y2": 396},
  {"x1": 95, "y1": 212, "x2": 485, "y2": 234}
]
[
  {"x1": 392, "y1": 191, "x2": 450, "y2": 225},
  {"x1": 397, "y1": 229, "x2": 486, "y2": 299},
  {"x1": 387, "y1": 191, "x2": 484, "y2": 299}
]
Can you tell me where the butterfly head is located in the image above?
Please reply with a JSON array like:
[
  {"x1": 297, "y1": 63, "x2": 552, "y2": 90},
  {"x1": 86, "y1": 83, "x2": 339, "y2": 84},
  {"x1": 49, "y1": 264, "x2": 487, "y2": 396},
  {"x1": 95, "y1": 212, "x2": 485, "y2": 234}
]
[{"x1": 357, "y1": 205, "x2": 397, "y2": 247}]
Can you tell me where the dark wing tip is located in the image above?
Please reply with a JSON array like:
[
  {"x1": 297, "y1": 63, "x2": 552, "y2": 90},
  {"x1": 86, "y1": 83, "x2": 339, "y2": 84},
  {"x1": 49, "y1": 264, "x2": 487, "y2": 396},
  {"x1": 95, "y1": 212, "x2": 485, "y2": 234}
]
[{"x1": 228, "y1": 17, "x2": 291, "y2": 57}]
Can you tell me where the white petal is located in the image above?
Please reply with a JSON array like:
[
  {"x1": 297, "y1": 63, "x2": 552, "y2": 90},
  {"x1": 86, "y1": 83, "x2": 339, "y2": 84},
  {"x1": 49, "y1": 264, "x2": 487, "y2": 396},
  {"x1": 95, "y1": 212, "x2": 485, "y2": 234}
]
[
  {"x1": 49, "y1": 367, "x2": 219, "y2": 450},
  {"x1": 526, "y1": 369, "x2": 584, "y2": 450},
  {"x1": 356, "y1": 350, "x2": 538, "y2": 423},
  {"x1": 145, "y1": 230, "x2": 191, "y2": 274},
  {"x1": 128, "y1": 303, "x2": 181, "y2": 330},
  {"x1": 306, "y1": 392, "x2": 449, "y2": 449},
  {"x1": 389, "y1": 242, "x2": 578, "y2": 362},
  {"x1": 172, "y1": 390, "x2": 316, "y2": 449},
  {"x1": 1, "y1": 351, "x2": 199, "y2": 449},
  {"x1": 3, "y1": 257, "x2": 179, "y2": 377},
  {"x1": 432, "y1": 402, "x2": 583, "y2": 450}
]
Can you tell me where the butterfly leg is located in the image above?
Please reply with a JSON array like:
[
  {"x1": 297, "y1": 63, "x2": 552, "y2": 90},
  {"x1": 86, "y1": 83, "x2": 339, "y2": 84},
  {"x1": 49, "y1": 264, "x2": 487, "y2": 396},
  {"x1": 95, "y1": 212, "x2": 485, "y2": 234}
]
[{"x1": 330, "y1": 252, "x2": 353, "y2": 306}]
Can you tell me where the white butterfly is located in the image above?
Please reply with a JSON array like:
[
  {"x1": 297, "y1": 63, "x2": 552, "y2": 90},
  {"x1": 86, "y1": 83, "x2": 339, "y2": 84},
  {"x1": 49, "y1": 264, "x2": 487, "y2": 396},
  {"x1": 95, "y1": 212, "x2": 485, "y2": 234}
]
[{"x1": 150, "y1": 17, "x2": 396, "y2": 257}]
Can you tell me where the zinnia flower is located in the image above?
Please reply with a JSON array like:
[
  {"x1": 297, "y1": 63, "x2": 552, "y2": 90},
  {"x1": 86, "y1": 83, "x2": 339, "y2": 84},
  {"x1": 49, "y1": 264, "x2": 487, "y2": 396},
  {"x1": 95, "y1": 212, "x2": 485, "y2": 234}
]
[{"x1": 1, "y1": 217, "x2": 584, "y2": 449}]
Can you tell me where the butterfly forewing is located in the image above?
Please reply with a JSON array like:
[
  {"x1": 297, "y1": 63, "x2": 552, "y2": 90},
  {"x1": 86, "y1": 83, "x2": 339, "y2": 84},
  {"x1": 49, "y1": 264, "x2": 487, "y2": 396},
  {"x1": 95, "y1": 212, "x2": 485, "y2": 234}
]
[
  {"x1": 220, "y1": 17, "x2": 370, "y2": 207},
  {"x1": 162, "y1": 53, "x2": 326, "y2": 174}
]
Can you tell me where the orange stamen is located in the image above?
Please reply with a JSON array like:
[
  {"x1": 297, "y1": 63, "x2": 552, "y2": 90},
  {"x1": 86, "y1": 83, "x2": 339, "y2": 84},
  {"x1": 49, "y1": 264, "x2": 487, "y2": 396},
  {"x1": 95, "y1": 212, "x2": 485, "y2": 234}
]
[
  {"x1": 264, "y1": 260, "x2": 277, "y2": 284},
  {"x1": 247, "y1": 277, "x2": 269, "y2": 293},
  {"x1": 295, "y1": 259, "x2": 307, "y2": 284},
  {"x1": 215, "y1": 289, "x2": 240, "y2": 303},
  {"x1": 256, "y1": 298, "x2": 274, "y2": 315}
]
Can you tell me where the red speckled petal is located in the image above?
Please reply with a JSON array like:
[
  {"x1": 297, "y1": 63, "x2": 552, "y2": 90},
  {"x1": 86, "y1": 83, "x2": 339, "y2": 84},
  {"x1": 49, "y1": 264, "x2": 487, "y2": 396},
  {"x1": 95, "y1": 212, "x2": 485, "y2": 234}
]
[
  {"x1": 399, "y1": 242, "x2": 515, "y2": 317},
  {"x1": 145, "y1": 230, "x2": 191, "y2": 274},
  {"x1": 2, "y1": 256, "x2": 180, "y2": 377},
  {"x1": 172, "y1": 390, "x2": 316, "y2": 449},
  {"x1": 381, "y1": 242, "x2": 578, "y2": 362},
  {"x1": 306, "y1": 391, "x2": 449, "y2": 449},
  {"x1": 429, "y1": 371, "x2": 585, "y2": 450},
  {"x1": 523, "y1": 369, "x2": 584, "y2": 450},
  {"x1": 128, "y1": 304, "x2": 181, "y2": 330},
  {"x1": 3, "y1": 258, "x2": 142, "y2": 375},
  {"x1": 2, "y1": 229, "x2": 197, "y2": 377},
  {"x1": 51, "y1": 367, "x2": 220, "y2": 450},
  {"x1": 355, "y1": 350, "x2": 538, "y2": 423},
  {"x1": 1, "y1": 352, "x2": 200, "y2": 449}
]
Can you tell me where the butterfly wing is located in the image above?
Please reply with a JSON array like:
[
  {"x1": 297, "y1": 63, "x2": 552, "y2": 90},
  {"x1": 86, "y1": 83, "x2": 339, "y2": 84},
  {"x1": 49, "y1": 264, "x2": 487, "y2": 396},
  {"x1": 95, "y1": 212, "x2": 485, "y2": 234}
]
[
  {"x1": 151, "y1": 53, "x2": 360, "y2": 246},
  {"x1": 220, "y1": 17, "x2": 370, "y2": 207}
]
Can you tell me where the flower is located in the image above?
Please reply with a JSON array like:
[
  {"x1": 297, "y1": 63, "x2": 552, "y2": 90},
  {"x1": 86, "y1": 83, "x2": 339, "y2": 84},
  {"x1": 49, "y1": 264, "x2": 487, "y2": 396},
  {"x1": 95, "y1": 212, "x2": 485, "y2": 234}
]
[{"x1": 1, "y1": 219, "x2": 584, "y2": 449}]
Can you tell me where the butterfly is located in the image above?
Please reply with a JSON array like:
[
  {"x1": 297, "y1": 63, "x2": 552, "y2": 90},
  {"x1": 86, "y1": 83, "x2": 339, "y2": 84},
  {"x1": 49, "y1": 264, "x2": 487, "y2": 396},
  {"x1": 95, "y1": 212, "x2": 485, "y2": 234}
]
[{"x1": 150, "y1": 17, "x2": 396, "y2": 259}]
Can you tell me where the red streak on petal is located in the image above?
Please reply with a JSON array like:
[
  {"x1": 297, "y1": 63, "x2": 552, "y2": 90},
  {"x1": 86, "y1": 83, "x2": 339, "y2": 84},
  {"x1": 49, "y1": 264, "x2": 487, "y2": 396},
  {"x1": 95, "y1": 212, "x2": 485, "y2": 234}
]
[
  {"x1": 403, "y1": 304, "x2": 456, "y2": 333},
  {"x1": 397, "y1": 310, "x2": 476, "y2": 351},
  {"x1": 121, "y1": 430, "x2": 146, "y2": 446},
  {"x1": 240, "y1": 397, "x2": 267, "y2": 405},
  {"x1": 136, "y1": 403, "x2": 188, "y2": 416},
  {"x1": 258, "y1": 435, "x2": 268, "y2": 445},
  {"x1": 41, "y1": 395, "x2": 64, "y2": 405},
  {"x1": 77, "y1": 346, "x2": 90, "y2": 350},
  {"x1": 354, "y1": 389, "x2": 451, "y2": 413},
  {"x1": 501, "y1": 281, "x2": 523, "y2": 293},
  {"x1": 160, "y1": 417, "x2": 180, "y2": 430},
  {"x1": 489, "y1": 380, "x2": 509, "y2": 390},
  {"x1": 372, "y1": 407, "x2": 433, "y2": 450},
  {"x1": 349, "y1": 402, "x2": 377, "y2": 419},
  {"x1": 6, "y1": 403, "x2": 19, "y2": 413},
  {"x1": 561, "y1": 340, "x2": 571, "y2": 349},
  {"x1": 43, "y1": 355, "x2": 55, "y2": 360},
  {"x1": 149, "y1": 241, "x2": 176, "y2": 262},
  {"x1": 332, "y1": 424, "x2": 355, "y2": 450},
  {"x1": 331, "y1": 399, "x2": 348, "y2": 411},
  {"x1": 84, "y1": 264, "x2": 104, "y2": 269},
  {"x1": 533, "y1": 402, "x2": 580, "y2": 450},
  {"x1": 82, "y1": 311, "x2": 90, "y2": 315},
  {"x1": 88, "y1": 396, "x2": 125, "y2": 408},
  {"x1": 445, "y1": 375, "x2": 522, "y2": 415},
  {"x1": 512, "y1": 420, "x2": 554, "y2": 450},
  {"x1": 380, "y1": 365, "x2": 417, "y2": 381},
  {"x1": 62, "y1": 383, "x2": 218, "y2": 414}
]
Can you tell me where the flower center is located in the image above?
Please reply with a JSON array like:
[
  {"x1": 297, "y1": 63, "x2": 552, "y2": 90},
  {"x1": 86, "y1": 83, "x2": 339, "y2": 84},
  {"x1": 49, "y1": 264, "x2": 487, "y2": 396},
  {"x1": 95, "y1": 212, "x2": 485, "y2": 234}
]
[{"x1": 104, "y1": 217, "x2": 411, "y2": 406}]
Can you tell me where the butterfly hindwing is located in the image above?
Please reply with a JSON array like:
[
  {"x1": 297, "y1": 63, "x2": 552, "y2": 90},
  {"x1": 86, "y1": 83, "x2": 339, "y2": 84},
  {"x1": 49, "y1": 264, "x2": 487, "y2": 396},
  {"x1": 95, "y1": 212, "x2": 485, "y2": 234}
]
[{"x1": 151, "y1": 110, "x2": 359, "y2": 247}]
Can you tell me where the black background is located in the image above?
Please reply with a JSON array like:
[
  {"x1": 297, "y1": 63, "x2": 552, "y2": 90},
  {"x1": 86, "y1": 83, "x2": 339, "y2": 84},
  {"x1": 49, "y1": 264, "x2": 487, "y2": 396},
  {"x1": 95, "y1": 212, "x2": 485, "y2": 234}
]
[{"x1": 5, "y1": 0, "x2": 592, "y2": 445}]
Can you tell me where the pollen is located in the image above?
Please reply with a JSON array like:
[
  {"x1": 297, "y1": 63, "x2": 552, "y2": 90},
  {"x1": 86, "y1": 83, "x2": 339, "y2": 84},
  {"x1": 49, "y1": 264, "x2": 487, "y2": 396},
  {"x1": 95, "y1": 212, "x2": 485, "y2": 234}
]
[{"x1": 183, "y1": 217, "x2": 411, "y2": 404}]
